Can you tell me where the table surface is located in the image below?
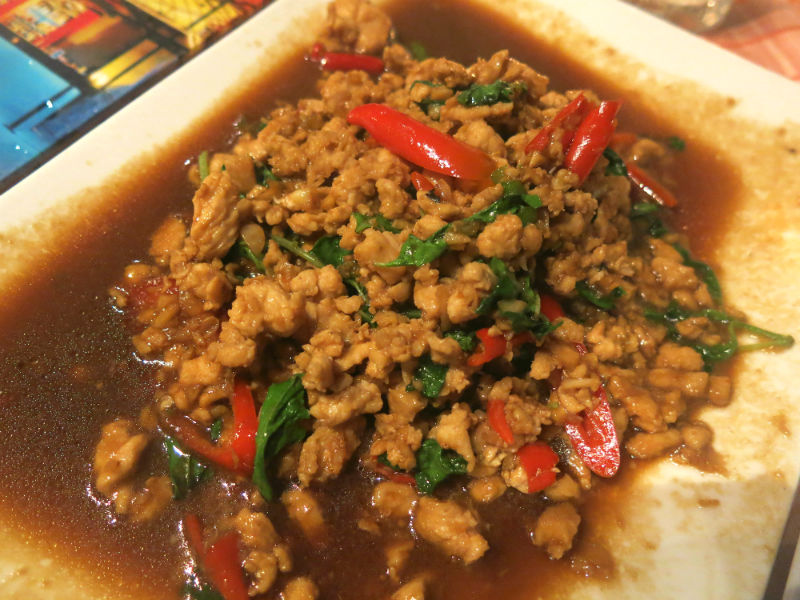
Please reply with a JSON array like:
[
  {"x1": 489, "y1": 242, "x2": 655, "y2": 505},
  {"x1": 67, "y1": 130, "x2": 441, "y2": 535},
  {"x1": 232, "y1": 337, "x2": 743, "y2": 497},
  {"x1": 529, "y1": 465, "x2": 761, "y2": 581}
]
[{"x1": 705, "y1": 0, "x2": 800, "y2": 81}]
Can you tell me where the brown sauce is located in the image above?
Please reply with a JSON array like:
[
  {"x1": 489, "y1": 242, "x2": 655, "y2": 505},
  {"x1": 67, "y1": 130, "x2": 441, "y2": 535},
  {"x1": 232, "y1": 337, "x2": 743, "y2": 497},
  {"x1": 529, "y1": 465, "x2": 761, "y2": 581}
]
[{"x1": 0, "y1": 0, "x2": 742, "y2": 598}]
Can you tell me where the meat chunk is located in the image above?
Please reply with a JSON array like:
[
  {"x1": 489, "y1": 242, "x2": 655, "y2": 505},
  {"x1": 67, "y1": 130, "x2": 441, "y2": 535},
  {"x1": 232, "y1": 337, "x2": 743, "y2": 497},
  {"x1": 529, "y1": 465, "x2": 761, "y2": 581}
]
[
  {"x1": 476, "y1": 214, "x2": 523, "y2": 259},
  {"x1": 94, "y1": 419, "x2": 148, "y2": 496},
  {"x1": 531, "y1": 503, "x2": 581, "y2": 559},
  {"x1": 371, "y1": 481, "x2": 418, "y2": 522},
  {"x1": 308, "y1": 379, "x2": 383, "y2": 425},
  {"x1": 298, "y1": 421, "x2": 362, "y2": 486},
  {"x1": 390, "y1": 578, "x2": 426, "y2": 600},
  {"x1": 428, "y1": 404, "x2": 476, "y2": 471},
  {"x1": 235, "y1": 508, "x2": 292, "y2": 595},
  {"x1": 188, "y1": 171, "x2": 242, "y2": 261},
  {"x1": 322, "y1": 0, "x2": 392, "y2": 54},
  {"x1": 282, "y1": 487, "x2": 326, "y2": 541},
  {"x1": 413, "y1": 497, "x2": 488, "y2": 564},
  {"x1": 281, "y1": 577, "x2": 319, "y2": 600}
]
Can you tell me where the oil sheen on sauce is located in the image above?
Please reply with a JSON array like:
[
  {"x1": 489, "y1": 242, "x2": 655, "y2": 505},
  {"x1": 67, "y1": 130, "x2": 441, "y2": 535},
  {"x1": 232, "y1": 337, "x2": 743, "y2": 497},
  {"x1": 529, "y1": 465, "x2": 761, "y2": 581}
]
[{"x1": 0, "y1": 0, "x2": 740, "y2": 598}]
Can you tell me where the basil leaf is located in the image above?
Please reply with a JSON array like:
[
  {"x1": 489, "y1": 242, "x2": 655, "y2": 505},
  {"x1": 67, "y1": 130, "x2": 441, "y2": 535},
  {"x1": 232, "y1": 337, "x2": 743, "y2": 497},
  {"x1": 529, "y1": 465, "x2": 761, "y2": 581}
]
[
  {"x1": 345, "y1": 276, "x2": 375, "y2": 326},
  {"x1": 183, "y1": 582, "x2": 223, "y2": 600},
  {"x1": 198, "y1": 151, "x2": 209, "y2": 181},
  {"x1": 377, "y1": 226, "x2": 450, "y2": 267},
  {"x1": 575, "y1": 280, "x2": 625, "y2": 310},
  {"x1": 164, "y1": 437, "x2": 210, "y2": 501},
  {"x1": 667, "y1": 136, "x2": 686, "y2": 151},
  {"x1": 444, "y1": 330, "x2": 477, "y2": 353},
  {"x1": 415, "y1": 439, "x2": 467, "y2": 494},
  {"x1": 209, "y1": 417, "x2": 223, "y2": 442},
  {"x1": 311, "y1": 236, "x2": 352, "y2": 267},
  {"x1": 603, "y1": 148, "x2": 628, "y2": 176},
  {"x1": 408, "y1": 41, "x2": 429, "y2": 61},
  {"x1": 224, "y1": 237, "x2": 266, "y2": 274},
  {"x1": 253, "y1": 374, "x2": 310, "y2": 501},
  {"x1": 630, "y1": 202, "x2": 659, "y2": 217},
  {"x1": 456, "y1": 80, "x2": 526, "y2": 107},
  {"x1": 672, "y1": 244, "x2": 722, "y2": 304},
  {"x1": 270, "y1": 234, "x2": 324, "y2": 268},
  {"x1": 256, "y1": 164, "x2": 279, "y2": 187},
  {"x1": 414, "y1": 354, "x2": 448, "y2": 399},
  {"x1": 353, "y1": 212, "x2": 401, "y2": 234},
  {"x1": 477, "y1": 258, "x2": 519, "y2": 314},
  {"x1": 467, "y1": 180, "x2": 541, "y2": 226}
]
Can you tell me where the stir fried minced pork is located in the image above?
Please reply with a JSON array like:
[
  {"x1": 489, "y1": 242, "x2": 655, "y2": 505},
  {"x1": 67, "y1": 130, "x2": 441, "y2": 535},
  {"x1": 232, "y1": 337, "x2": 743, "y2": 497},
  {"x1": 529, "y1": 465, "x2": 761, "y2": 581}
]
[{"x1": 93, "y1": 0, "x2": 792, "y2": 597}]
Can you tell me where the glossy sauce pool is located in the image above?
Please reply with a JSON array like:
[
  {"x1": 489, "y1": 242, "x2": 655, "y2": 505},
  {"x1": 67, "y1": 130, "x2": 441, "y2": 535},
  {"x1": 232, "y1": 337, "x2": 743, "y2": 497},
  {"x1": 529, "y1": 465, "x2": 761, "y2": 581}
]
[{"x1": 0, "y1": 0, "x2": 741, "y2": 598}]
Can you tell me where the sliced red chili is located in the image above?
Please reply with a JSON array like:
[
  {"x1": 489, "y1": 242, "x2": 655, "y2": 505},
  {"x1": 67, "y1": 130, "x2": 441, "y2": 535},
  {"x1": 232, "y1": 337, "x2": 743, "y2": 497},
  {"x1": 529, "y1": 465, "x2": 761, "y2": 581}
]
[
  {"x1": 183, "y1": 513, "x2": 206, "y2": 559},
  {"x1": 526, "y1": 93, "x2": 591, "y2": 154},
  {"x1": 231, "y1": 381, "x2": 258, "y2": 473},
  {"x1": 309, "y1": 42, "x2": 384, "y2": 74},
  {"x1": 163, "y1": 413, "x2": 248, "y2": 475},
  {"x1": 467, "y1": 328, "x2": 506, "y2": 367},
  {"x1": 626, "y1": 162, "x2": 678, "y2": 208},
  {"x1": 374, "y1": 461, "x2": 417, "y2": 486},
  {"x1": 564, "y1": 100, "x2": 622, "y2": 183},
  {"x1": 564, "y1": 386, "x2": 620, "y2": 478},
  {"x1": 411, "y1": 172, "x2": 434, "y2": 192},
  {"x1": 517, "y1": 442, "x2": 559, "y2": 493},
  {"x1": 539, "y1": 294, "x2": 566, "y2": 322},
  {"x1": 487, "y1": 398, "x2": 514, "y2": 445},
  {"x1": 347, "y1": 104, "x2": 495, "y2": 180},
  {"x1": 204, "y1": 532, "x2": 250, "y2": 600}
]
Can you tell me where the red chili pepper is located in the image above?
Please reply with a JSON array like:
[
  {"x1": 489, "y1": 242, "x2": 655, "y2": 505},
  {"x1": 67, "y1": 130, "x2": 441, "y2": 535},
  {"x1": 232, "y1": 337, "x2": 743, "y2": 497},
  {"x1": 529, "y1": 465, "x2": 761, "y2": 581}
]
[
  {"x1": 309, "y1": 42, "x2": 384, "y2": 74},
  {"x1": 525, "y1": 93, "x2": 591, "y2": 154},
  {"x1": 626, "y1": 162, "x2": 678, "y2": 208},
  {"x1": 347, "y1": 104, "x2": 495, "y2": 180},
  {"x1": 184, "y1": 515, "x2": 249, "y2": 600},
  {"x1": 231, "y1": 381, "x2": 258, "y2": 473},
  {"x1": 517, "y1": 442, "x2": 559, "y2": 493},
  {"x1": 564, "y1": 100, "x2": 622, "y2": 183},
  {"x1": 204, "y1": 532, "x2": 250, "y2": 600},
  {"x1": 163, "y1": 413, "x2": 248, "y2": 475},
  {"x1": 374, "y1": 461, "x2": 417, "y2": 486},
  {"x1": 467, "y1": 328, "x2": 507, "y2": 367},
  {"x1": 564, "y1": 386, "x2": 620, "y2": 478},
  {"x1": 539, "y1": 294, "x2": 565, "y2": 322},
  {"x1": 487, "y1": 398, "x2": 514, "y2": 445},
  {"x1": 411, "y1": 172, "x2": 434, "y2": 192},
  {"x1": 609, "y1": 131, "x2": 638, "y2": 149}
]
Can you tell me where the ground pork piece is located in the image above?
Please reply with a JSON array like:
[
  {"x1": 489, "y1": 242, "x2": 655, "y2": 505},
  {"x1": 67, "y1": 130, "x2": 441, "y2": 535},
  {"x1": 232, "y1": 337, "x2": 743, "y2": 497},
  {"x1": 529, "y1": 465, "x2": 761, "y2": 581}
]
[
  {"x1": 177, "y1": 262, "x2": 232, "y2": 311},
  {"x1": 213, "y1": 277, "x2": 307, "y2": 367},
  {"x1": 124, "y1": 476, "x2": 172, "y2": 522},
  {"x1": 372, "y1": 481, "x2": 418, "y2": 522},
  {"x1": 385, "y1": 538, "x2": 415, "y2": 582},
  {"x1": 281, "y1": 577, "x2": 319, "y2": 600},
  {"x1": 468, "y1": 475, "x2": 507, "y2": 503},
  {"x1": 626, "y1": 429, "x2": 683, "y2": 459},
  {"x1": 235, "y1": 508, "x2": 292, "y2": 595},
  {"x1": 454, "y1": 119, "x2": 507, "y2": 157},
  {"x1": 178, "y1": 355, "x2": 224, "y2": 387},
  {"x1": 414, "y1": 497, "x2": 488, "y2": 564},
  {"x1": 308, "y1": 379, "x2": 383, "y2": 425},
  {"x1": 297, "y1": 421, "x2": 363, "y2": 486},
  {"x1": 210, "y1": 152, "x2": 256, "y2": 193},
  {"x1": 605, "y1": 374, "x2": 664, "y2": 433},
  {"x1": 149, "y1": 216, "x2": 186, "y2": 265},
  {"x1": 282, "y1": 487, "x2": 326, "y2": 541},
  {"x1": 654, "y1": 342, "x2": 705, "y2": 371},
  {"x1": 428, "y1": 403, "x2": 476, "y2": 471},
  {"x1": 680, "y1": 421, "x2": 713, "y2": 451},
  {"x1": 544, "y1": 475, "x2": 581, "y2": 502},
  {"x1": 531, "y1": 503, "x2": 581, "y2": 559},
  {"x1": 387, "y1": 385, "x2": 425, "y2": 421},
  {"x1": 94, "y1": 419, "x2": 149, "y2": 497},
  {"x1": 647, "y1": 368, "x2": 709, "y2": 398},
  {"x1": 405, "y1": 57, "x2": 471, "y2": 89},
  {"x1": 476, "y1": 214, "x2": 523, "y2": 259},
  {"x1": 390, "y1": 578, "x2": 426, "y2": 600},
  {"x1": 354, "y1": 229, "x2": 408, "y2": 284},
  {"x1": 371, "y1": 413, "x2": 423, "y2": 471},
  {"x1": 467, "y1": 50, "x2": 549, "y2": 98},
  {"x1": 187, "y1": 171, "x2": 243, "y2": 261},
  {"x1": 707, "y1": 375, "x2": 732, "y2": 406},
  {"x1": 322, "y1": 0, "x2": 391, "y2": 54},
  {"x1": 446, "y1": 262, "x2": 496, "y2": 324}
]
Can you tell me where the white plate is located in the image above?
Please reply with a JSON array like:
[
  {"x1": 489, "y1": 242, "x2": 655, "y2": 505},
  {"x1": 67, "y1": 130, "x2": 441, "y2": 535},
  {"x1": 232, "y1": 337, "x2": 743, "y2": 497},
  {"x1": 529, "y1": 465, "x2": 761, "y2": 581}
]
[{"x1": 1, "y1": 1, "x2": 800, "y2": 598}]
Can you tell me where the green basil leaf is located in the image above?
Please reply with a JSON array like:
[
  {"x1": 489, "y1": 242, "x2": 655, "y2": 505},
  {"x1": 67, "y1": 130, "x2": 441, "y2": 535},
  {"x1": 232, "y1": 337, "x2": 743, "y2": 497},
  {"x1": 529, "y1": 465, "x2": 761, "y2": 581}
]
[
  {"x1": 223, "y1": 237, "x2": 266, "y2": 275},
  {"x1": 414, "y1": 439, "x2": 467, "y2": 494},
  {"x1": 456, "y1": 80, "x2": 526, "y2": 107},
  {"x1": 575, "y1": 280, "x2": 625, "y2": 310},
  {"x1": 672, "y1": 244, "x2": 722, "y2": 304},
  {"x1": 476, "y1": 258, "x2": 519, "y2": 314},
  {"x1": 408, "y1": 41, "x2": 429, "y2": 61},
  {"x1": 630, "y1": 202, "x2": 659, "y2": 217},
  {"x1": 183, "y1": 582, "x2": 224, "y2": 600},
  {"x1": 415, "y1": 354, "x2": 448, "y2": 399},
  {"x1": 198, "y1": 151, "x2": 209, "y2": 181},
  {"x1": 377, "y1": 226, "x2": 450, "y2": 267},
  {"x1": 310, "y1": 236, "x2": 352, "y2": 267},
  {"x1": 667, "y1": 136, "x2": 686, "y2": 151},
  {"x1": 444, "y1": 330, "x2": 478, "y2": 353},
  {"x1": 256, "y1": 164, "x2": 279, "y2": 187},
  {"x1": 467, "y1": 180, "x2": 541, "y2": 226},
  {"x1": 353, "y1": 212, "x2": 401, "y2": 234},
  {"x1": 164, "y1": 437, "x2": 210, "y2": 501},
  {"x1": 253, "y1": 374, "x2": 309, "y2": 501},
  {"x1": 270, "y1": 234, "x2": 324, "y2": 268},
  {"x1": 603, "y1": 148, "x2": 628, "y2": 177}
]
